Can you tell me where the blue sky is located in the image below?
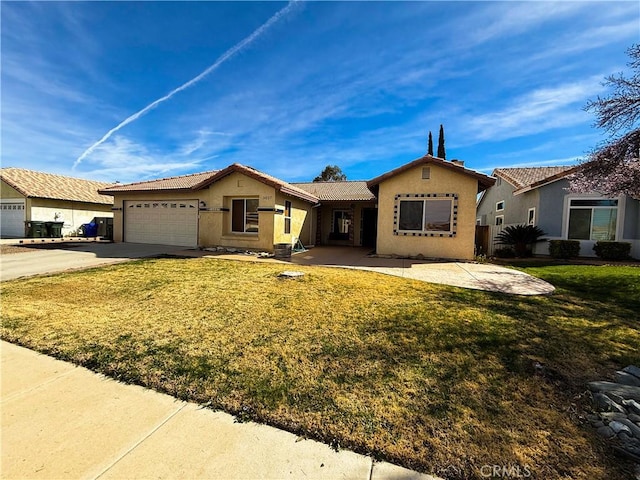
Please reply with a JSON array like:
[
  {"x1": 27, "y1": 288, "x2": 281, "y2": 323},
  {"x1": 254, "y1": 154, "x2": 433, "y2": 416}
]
[{"x1": 1, "y1": 1, "x2": 638, "y2": 184}]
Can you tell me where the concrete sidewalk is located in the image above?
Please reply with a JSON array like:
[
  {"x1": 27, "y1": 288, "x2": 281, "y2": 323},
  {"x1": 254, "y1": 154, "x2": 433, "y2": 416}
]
[{"x1": 1, "y1": 341, "x2": 439, "y2": 480}]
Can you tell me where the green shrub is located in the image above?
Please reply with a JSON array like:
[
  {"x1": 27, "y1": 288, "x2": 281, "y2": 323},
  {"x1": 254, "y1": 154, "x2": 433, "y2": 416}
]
[
  {"x1": 494, "y1": 224, "x2": 547, "y2": 257},
  {"x1": 494, "y1": 247, "x2": 516, "y2": 258},
  {"x1": 549, "y1": 240, "x2": 581, "y2": 259},
  {"x1": 593, "y1": 241, "x2": 631, "y2": 260}
]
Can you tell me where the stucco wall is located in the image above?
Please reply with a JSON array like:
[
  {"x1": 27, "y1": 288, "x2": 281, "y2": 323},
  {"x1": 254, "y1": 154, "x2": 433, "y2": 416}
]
[
  {"x1": 623, "y1": 196, "x2": 640, "y2": 240},
  {"x1": 203, "y1": 172, "x2": 275, "y2": 251},
  {"x1": 273, "y1": 193, "x2": 312, "y2": 247},
  {"x1": 30, "y1": 199, "x2": 112, "y2": 236},
  {"x1": 536, "y1": 181, "x2": 568, "y2": 237},
  {"x1": 1, "y1": 181, "x2": 24, "y2": 199},
  {"x1": 376, "y1": 163, "x2": 478, "y2": 260}
]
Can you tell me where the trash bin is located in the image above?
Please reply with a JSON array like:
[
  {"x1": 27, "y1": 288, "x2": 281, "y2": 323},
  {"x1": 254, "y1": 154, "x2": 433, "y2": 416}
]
[
  {"x1": 93, "y1": 217, "x2": 113, "y2": 238},
  {"x1": 273, "y1": 243, "x2": 292, "y2": 259},
  {"x1": 24, "y1": 221, "x2": 45, "y2": 238},
  {"x1": 79, "y1": 222, "x2": 98, "y2": 237},
  {"x1": 47, "y1": 221, "x2": 64, "y2": 238}
]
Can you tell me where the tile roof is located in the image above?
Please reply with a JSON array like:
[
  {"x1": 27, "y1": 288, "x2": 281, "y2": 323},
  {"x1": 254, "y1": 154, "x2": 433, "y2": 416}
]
[
  {"x1": 1, "y1": 168, "x2": 114, "y2": 205},
  {"x1": 100, "y1": 170, "x2": 220, "y2": 193},
  {"x1": 290, "y1": 181, "x2": 376, "y2": 202},
  {"x1": 494, "y1": 166, "x2": 579, "y2": 193},
  {"x1": 100, "y1": 164, "x2": 320, "y2": 204},
  {"x1": 368, "y1": 155, "x2": 496, "y2": 192},
  {"x1": 195, "y1": 164, "x2": 319, "y2": 204}
]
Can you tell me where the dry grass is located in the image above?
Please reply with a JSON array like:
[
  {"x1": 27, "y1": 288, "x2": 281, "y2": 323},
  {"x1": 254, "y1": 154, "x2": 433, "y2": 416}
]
[
  {"x1": 1, "y1": 258, "x2": 639, "y2": 479},
  {"x1": 0, "y1": 245, "x2": 37, "y2": 255}
]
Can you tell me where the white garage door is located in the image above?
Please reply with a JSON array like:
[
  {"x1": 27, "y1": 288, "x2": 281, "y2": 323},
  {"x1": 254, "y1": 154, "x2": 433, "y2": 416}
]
[
  {"x1": 1, "y1": 200, "x2": 26, "y2": 238},
  {"x1": 124, "y1": 200, "x2": 198, "y2": 247}
]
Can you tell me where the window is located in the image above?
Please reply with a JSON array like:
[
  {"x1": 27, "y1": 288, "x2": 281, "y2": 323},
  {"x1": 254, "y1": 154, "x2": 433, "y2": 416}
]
[
  {"x1": 333, "y1": 210, "x2": 350, "y2": 234},
  {"x1": 568, "y1": 198, "x2": 617, "y2": 241},
  {"x1": 284, "y1": 201, "x2": 292, "y2": 234},
  {"x1": 422, "y1": 167, "x2": 431, "y2": 179},
  {"x1": 528, "y1": 208, "x2": 535, "y2": 226},
  {"x1": 495, "y1": 215, "x2": 504, "y2": 226},
  {"x1": 398, "y1": 198, "x2": 453, "y2": 233},
  {"x1": 496, "y1": 200, "x2": 505, "y2": 212},
  {"x1": 232, "y1": 198, "x2": 259, "y2": 233}
]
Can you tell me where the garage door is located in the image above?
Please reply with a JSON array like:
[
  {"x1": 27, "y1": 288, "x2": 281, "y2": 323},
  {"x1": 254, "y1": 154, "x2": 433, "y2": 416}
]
[
  {"x1": 124, "y1": 200, "x2": 198, "y2": 247},
  {"x1": 1, "y1": 201, "x2": 26, "y2": 238}
]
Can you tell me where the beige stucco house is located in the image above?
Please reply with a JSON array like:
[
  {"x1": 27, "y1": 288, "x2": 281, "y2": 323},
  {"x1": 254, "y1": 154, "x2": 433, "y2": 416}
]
[
  {"x1": 101, "y1": 164, "x2": 318, "y2": 249},
  {"x1": 0, "y1": 168, "x2": 114, "y2": 238},
  {"x1": 101, "y1": 156, "x2": 494, "y2": 260}
]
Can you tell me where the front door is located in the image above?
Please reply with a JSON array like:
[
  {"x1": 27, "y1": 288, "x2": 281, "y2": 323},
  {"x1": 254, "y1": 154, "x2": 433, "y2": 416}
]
[{"x1": 362, "y1": 208, "x2": 377, "y2": 249}]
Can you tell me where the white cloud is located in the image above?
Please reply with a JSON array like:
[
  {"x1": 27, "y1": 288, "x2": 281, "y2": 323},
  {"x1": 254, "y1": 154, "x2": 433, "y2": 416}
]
[
  {"x1": 463, "y1": 2, "x2": 590, "y2": 45},
  {"x1": 80, "y1": 135, "x2": 205, "y2": 183},
  {"x1": 462, "y1": 77, "x2": 606, "y2": 142}
]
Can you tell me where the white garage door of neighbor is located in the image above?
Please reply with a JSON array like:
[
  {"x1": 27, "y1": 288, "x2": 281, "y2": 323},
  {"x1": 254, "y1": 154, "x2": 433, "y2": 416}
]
[
  {"x1": 1, "y1": 201, "x2": 26, "y2": 237},
  {"x1": 124, "y1": 200, "x2": 198, "y2": 247}
]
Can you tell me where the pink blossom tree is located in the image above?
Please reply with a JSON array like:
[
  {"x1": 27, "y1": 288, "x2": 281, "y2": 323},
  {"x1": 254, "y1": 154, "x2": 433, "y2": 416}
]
[{"x1": 569, "y1": 44, "x2": 640, "y2": 199}]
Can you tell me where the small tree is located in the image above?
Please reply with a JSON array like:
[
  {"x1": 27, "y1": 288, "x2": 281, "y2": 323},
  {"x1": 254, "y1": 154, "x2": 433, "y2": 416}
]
[
  {"x1": 437, "y1": 124, "x2": 446, "y2": 159},
  {"x1": 428, "y1": 131, "x2": 434, "y2": 156},
  {"x1": 495, "y1": 224, "x2": 547, "y2": 258},
  {"x1": 313, "y1": 165, "x2": 347, "y2": 182}
]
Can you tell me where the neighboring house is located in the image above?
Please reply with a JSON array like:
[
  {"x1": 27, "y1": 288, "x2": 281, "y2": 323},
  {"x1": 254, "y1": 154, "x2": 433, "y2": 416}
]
[
  {"x1": 0, "y1": 168, "x2": 114, "y2": 238},
  {"x1": 102, "y1": 156, "x2": 494, "y2": 260},
  {"x1": 477, "y1": 166, "x2": 640, "y2": 258}
]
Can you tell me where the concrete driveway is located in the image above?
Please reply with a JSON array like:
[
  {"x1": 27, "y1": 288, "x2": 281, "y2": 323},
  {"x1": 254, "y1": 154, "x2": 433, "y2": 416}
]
[{"x1": 0, "y1": 242, "x2": 184, "y2": 281}]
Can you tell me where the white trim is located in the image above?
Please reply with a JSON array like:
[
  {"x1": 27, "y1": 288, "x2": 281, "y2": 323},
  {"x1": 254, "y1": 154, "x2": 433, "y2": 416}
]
[
  {"x1": 562, "y1": 194, "x2": 625, "y2": 256},
  {"x1": 496, "y1": 200, "x2": 505, "y2": 212},
  {"x1": 495, "y1": 215, "x2": 504, "y2": 226},
  {"x1": 527, "y1": 207, "x2": 536, "y2": 226}
]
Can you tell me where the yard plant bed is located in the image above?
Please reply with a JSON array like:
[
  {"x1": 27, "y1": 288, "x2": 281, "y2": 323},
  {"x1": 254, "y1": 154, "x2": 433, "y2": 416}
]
[{"x1": 2, "y1": 258, "x2": 639, "y2": 479}]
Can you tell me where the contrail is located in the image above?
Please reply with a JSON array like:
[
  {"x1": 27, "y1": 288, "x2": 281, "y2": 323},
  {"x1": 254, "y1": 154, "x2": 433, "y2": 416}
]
[{"x1": 73, "y1": 1, "x2": 299, "y2": 168}]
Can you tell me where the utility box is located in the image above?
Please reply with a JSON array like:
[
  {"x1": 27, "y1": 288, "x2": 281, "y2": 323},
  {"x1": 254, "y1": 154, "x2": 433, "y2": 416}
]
[{"x1": 274, "y1": 243, "x2": 292, "y2": 259}]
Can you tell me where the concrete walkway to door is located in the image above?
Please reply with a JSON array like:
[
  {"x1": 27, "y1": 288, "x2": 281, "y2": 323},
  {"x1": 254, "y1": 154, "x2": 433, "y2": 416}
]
[
  {"x1": 288, "y1": 247, "x2": 555, "y2": 295},
  {"x1": 186, "y1": 246, "x2": 555, "y2": 296}
]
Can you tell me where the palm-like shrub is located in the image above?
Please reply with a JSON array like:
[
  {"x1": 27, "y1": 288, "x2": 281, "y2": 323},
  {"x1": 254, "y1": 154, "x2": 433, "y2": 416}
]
[{"x1": 495, "y1": 224, "x2": 547, "y2": 258}]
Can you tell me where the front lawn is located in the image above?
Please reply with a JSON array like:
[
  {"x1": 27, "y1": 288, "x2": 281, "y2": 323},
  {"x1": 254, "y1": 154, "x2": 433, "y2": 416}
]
[{"x1": 1, "y1": 258, "x2": 638, "y2": 479}]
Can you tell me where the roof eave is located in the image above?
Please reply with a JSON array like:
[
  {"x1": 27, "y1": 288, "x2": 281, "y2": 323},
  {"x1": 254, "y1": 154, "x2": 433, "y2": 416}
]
[
  {"x1": 98, "y1": 187, "x2": 195, "y2": 195},
  {"x1": 279, "y1": 186, "x2": 319, "y2": 204}
]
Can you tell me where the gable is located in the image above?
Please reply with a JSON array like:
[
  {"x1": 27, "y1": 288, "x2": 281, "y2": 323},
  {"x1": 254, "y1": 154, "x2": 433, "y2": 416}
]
[
  {"x1": 368, "y1": 155, "x2": 495, "y2": 193},
  {"x1": 377, "y1": 162, "x2": 478, "y2": 194},
  {"x1": 1, "y1": 179, "x2": 25, "y2": 199}
]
